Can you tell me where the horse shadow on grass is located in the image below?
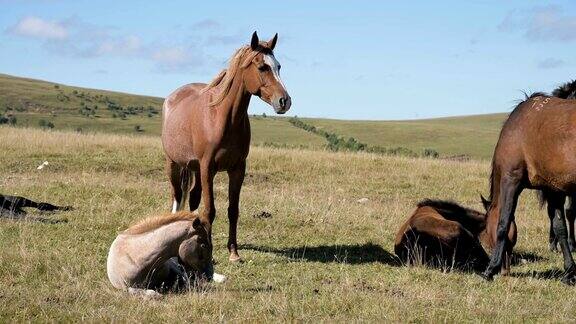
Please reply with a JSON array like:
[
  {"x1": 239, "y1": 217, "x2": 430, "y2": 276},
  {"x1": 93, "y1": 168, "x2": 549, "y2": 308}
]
[
  {"x1": 510, "y1": 250, "x2": 545, "y2": 266},
  {"x1": 241, "y1": 242, "x2": 401, "y2": 266},
  {"x1": 510, "y1": 268, "x2": 565, "y2": 281}
]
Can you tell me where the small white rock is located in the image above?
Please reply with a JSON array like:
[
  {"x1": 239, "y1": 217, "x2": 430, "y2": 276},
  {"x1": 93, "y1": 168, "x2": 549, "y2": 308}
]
[
  {"x1": 357, "y1": 198, "x2": 369, "y2": 203},
  {"x1": 37, "y1": 161, "x2": 49, "y2": 170}
]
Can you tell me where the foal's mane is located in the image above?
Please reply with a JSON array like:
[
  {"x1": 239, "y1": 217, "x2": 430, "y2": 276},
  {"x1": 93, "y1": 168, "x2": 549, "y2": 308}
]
[
  {"x1": 201, "y1": 43, "x2": 272, "y2": 107},
  {"x1": 124, "y1": 211, "x2": 198, "y2": 235}
]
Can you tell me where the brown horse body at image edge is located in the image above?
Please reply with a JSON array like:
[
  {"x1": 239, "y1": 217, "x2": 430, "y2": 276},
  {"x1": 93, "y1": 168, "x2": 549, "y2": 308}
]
[
  {"x1": 482, "y1": 92, "x2": 576, "y2": 284},
  {"x1": 161, "y1": 32, "x2": 291, "y2": 262}
]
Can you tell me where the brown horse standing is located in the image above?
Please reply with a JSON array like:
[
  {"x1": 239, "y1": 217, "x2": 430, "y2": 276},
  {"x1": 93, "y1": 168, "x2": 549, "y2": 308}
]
[
  {"x1": 540, "y1": 80, "x2": 576, "y2": 252},
  {"x1": 161, "y1": 32, "x2": 291, "y2": 262},
  {"x1": 481, "y1": 92, "x2": 576, "y2": 284}
]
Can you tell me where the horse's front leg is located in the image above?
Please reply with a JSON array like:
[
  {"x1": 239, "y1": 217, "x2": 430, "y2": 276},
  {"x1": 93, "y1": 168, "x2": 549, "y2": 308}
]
[
  {"x1": 227, "y1": 161, "x2": 246, "y2": 262},
  {"x1": 482, "y1": 175, "x2": 521, "y2": 281}
]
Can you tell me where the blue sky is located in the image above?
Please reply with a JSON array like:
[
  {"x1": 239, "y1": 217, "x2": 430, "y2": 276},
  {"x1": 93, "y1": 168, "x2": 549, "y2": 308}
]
[{"x1": 1, "y1": 0, "x2": 575, "y2": 120}]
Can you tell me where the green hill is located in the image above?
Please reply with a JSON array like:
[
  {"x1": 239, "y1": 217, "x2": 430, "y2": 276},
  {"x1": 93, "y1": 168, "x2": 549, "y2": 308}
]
[
  {"x1": 301, "y1": 114, "x2": 506, "y2": 159},
  {"x1": 0, "y1": 73, "x2": 507, "y2": 159}
]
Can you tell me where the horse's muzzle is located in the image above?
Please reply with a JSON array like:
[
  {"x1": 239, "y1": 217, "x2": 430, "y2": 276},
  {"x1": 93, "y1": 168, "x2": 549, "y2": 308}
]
[{"x1": 273, "y1": 95, "x2": 291, "y2": 114}]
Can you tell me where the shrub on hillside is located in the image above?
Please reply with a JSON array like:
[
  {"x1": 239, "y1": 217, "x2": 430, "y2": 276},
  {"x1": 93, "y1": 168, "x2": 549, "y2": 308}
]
[
  {"x1": 38, "y1": 119, "x2": 54, "y2": 129},
  {"x1": 423, "y1": 148, "x2": 439, "y2": 158}
]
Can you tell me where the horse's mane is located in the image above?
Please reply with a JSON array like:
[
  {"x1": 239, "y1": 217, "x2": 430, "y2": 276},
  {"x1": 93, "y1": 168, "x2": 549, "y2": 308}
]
[
  {"x1": 123, "y1": 211, "x2": 198, "y2": 235},
  {"x1": 201, "y1": 44, "x2": 270, "y2": 107},
  {"x1": 552, "y1": 80, "x2": 576, "y2": 99},
  {"x1": 417, "y1": 199, "x2": 486, "y2": 234}
]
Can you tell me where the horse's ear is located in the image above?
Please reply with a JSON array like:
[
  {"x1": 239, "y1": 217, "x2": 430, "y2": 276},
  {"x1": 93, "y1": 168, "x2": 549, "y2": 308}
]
[
  {"x1": 480, "y1": 194, "x2": 490, "y2": 211},
  {"x1": 192, "y1": 217, "x2": 202, "y2": 230},
  {"x1": 251, "y1": 31, "x2": 259, "y2": 50},
  {"x1": 268, "y1": 33, "x2": 278, "y2": 50}
]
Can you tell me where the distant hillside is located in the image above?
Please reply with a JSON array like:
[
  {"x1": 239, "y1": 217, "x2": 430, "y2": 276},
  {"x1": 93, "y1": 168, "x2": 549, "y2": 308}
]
[
  {"x1": 302, "y1": 113, "x2": 506, "y2": 159},
  {"x1": 0, "y1": 73, "x2": 325, "y2": 148},
  {"x1": 0, "y1": 73, "x2": 507, "y2": 159}
]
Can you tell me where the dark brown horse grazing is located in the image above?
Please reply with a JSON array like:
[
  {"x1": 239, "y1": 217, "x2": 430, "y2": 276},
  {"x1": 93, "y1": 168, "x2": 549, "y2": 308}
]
[
  {"x1": 481, "y1": 91, "x2": 576, "y2": 284},
  {"x1": 539, "y1": 80, "x2": 576, "y2": 252},
  {"x1": 161, "y1": 32, "x2": 291, "y2": 262},
  {"x1": 395, "y1": 199, "x2": 489, "y2": 272}
]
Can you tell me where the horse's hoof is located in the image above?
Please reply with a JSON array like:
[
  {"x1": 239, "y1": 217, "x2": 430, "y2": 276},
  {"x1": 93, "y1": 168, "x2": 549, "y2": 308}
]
[
  {"x1": 229, "y1": 254, "x2": 243, "y2": 263},
  {"x1": 550, "y1": 243, "x2": 559, "y2": 252},
  {"x1": 561, "y1": 274, "x2": 576, "y2": 285},
  {"x1": 479, "y1": 271, "x2": 494, "y2": 282}
]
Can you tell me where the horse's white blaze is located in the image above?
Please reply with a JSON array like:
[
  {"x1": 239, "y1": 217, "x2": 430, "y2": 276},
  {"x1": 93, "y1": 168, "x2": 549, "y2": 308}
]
[{"x1": 264, "y1": 54, "x2": 286, "y2": 89}]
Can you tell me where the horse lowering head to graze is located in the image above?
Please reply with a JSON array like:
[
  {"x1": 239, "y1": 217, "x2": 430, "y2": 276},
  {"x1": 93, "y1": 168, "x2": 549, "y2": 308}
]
[
  {"x1": 161, "y1": 31, "x2": 291, "y2": 263},
  {"x1": 106, "y1": 211, "x2": 225, "y2": 298},
  {"x1": 536, "y1": 80, "x2": 576, "y2": 253},
  {"x1": 394, "y1": 199, "x2": 489, "y2": 272},
  {"x1": 481, "y1": 91, "x2": 576, "y2": 285}
]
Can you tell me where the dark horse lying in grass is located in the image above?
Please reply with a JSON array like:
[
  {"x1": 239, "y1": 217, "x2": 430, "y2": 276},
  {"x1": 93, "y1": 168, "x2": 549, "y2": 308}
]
[
  {"x1": 481, "y1": 86, "x2": 576, "y2": 285},
  {"x1": 0, "y1": 194, "x2": 72, "y2": 217},
  {"x1": 394, "y1": 199, "x2": 489, "y2": 272}
]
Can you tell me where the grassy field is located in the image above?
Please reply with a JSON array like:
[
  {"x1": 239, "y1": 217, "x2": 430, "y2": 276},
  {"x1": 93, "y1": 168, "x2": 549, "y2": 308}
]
[
  {"x1": 1, "y1": 126, "x2": 575, "y2": 322},
  {"x1": 0, "y1": 73, "x2": 509, "y2": 159}
]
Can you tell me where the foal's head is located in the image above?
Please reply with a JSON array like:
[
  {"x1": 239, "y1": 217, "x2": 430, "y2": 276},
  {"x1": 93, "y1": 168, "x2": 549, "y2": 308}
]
[
  {"x1": 179, "y1": 218, "x2": 213, "y2": 279},
  {"x1": 242, "y1": 31, "x2": 292, "y2": 114}
]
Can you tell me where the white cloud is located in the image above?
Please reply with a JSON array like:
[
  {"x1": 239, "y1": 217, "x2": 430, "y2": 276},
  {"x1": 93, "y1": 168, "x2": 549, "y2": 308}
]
[
  {"x1": 6, "y1": 16, "x2": 241, "y2": 74},
  {"x1": 93, "y1": 35, "x2": 142, "y2": 56},
  {"x1": 192, "y1": 19, "x2": 221, "y2": 30},
  {"x1": 537, "y1": 57, "x2": 566, "y2": 69},
  {"x1": 499, "y1": 5, "x2": 576, "y2": 42},
  {"x1": 151, "y1": 45, "x2": 208, "y2": 72},
  {"x1": 8, "y1": 16, "x2": 68, "y2": 40}
]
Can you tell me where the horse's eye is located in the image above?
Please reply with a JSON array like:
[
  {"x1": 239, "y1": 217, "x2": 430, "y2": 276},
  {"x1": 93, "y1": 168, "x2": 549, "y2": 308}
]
[{"x1": 258, "y1": 65, "x2": 269, "y2": 72}]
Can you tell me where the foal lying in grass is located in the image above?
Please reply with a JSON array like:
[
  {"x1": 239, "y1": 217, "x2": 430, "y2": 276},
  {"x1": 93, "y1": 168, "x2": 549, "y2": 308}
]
[
  {"x1": 107, "y1": 211, "x2": 226, "y2": 298},
  {"x1": 394, "y1": 199, "x2": 489, "y2": 272}
]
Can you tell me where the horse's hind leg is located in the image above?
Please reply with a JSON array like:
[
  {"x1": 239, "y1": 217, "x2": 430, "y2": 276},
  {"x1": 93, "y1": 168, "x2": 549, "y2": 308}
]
[
  {"x1": 548, "y1": 193, "x2": 576, "y2": 284},
  {"x1": 188, "y1": 169, "x2": 202, "y2": 212},
  {"x1": 166, "y1": 159, "x2": 183, "y2": 213},
  {"x1": 548, "y1": 200, "x2": 559, "y2": 252},
  {"x1": 566, "y1": 196, "x2": 576, "y2": 252}
]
